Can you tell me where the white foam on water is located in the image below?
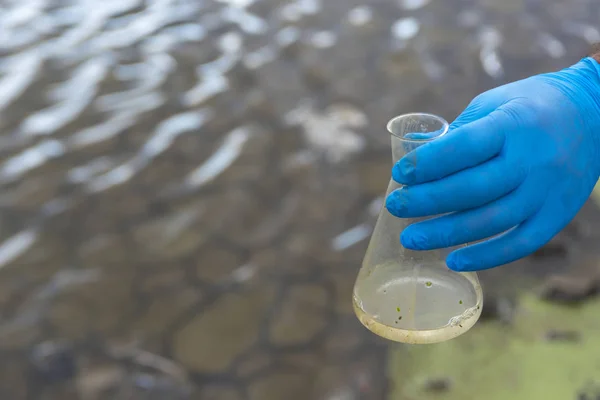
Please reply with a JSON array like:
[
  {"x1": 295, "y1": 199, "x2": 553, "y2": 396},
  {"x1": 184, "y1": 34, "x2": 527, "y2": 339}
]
[
  {"x1": 160, "y1": 208, "x2": 202, "y2": 242},
  {"x1": 368, "y1": 197, "x2": 384, "y2": 216},
  {"x1": 20, "y1": 56, "x2": 111, "y2": 136},
  {"x1": 327, "y1": 104, "x2": 368, "y2": 128},
  {"x1": 185, "y1": 127, "x2": 252, "y2": 188},
  {"x1": 182, "y1": 69, "x2": 230, "y2": 107},
  {"x1": 280, "y1": 4, "x2": 303, "y2": 22},
  {"x1": 310, "y1": 31, "x2": 337, "y2": 49},
  {"x1": 297, "y1": 0, "x2": 321, "y2": 15},
  {"x1": 220, "y1": 6, "x2": 268, "y2": 35},
  {"x1": 392, "y1": 18, "x2": 420, "y2": 41},
  {"x1": 229, "y1": 264, "x2": 256, "y2": 284},
  {"x1": 0, "y1": 140, "x2": 65, "y2": 182},
  {"x1": 91, "y1": 1, "x2": 200, "y2": 51},
  {"x1": 216, "y1": 0, "x2": 256, "y2": 7},
  {"x1": 46, "y1": 5, "x2": 81, "y2": 27},
  {"x1": 86, "y1": 162, "x2": 138, "y2": 193},
  {"x1": 98, "y1": 92, "x2": 165, "y2": 114},
  {"x1": 163, "y1": 23, "x2": 206, "y2": 42},
  {"x1": 0, "y1": 229, "x2": 38, "y2": 269},
  {"x1": 114, "y1": 61, "x2": 148, "y2": 81},
  {"x1": 85, "y1": 110, "x2": 212, "y2": 193},
  {"x1": 0, "y1": 25, "x2": 42, "y2": 52},
  {"x1": 95, "y1": 53, "x2": 175, "y2": 109},
  {"x1": 141, "y1": 110, "x2": 212, "y2": 158},
  {"x1": 538, "y1": 33, "x2": 566, "y2": 59},
  {"x1": 36, "y1": 268, "x2": 100, "y2": 300},
  {"x1": 347, "y1": 6, "x2": 373, "y2": 27},
  {"x1": 1, "y1": 0, "x2": 46, "y2": 29},
  {"x1": 140, "y1": 33, "x2": 178, "y2": 53},
  {"x1": 562, "y1": 22, "x2": 600, "y2": 44},
  {"x1": 275, "y1": 26, "x2": 301, "y2": 48},
  {"x1": 478, "y1": 26, "x2": 502, "y2": 48},
  {"x1": 478, "y1": 27, "x2": 503, "y2": 78},
  {"x1": 243, "y1": 46, "x2": 276, "y2": 69},
  {"x1": 102, "y1": 0, "x2": 144, "y2": 17},
  {"x1": 399, "y1": 0, "x2": 430, "y2": 10},
  {"x1": 67, "y1": 157, "x2": 116, "y2": 184},
  {"x1": 480, "y1": 49, "x2": 503, "y2": 78},
  {"x1": 217, "y1": 31, "x2": 244, "y2": 54},
  {"x1": 0, "y1": 51, "x2": 42, "y2": 111},
  {"x1": 285, "y1": 103, "x2": 366, "y2": 163},
  {"x1": 48, "y1": 56, "x2": 111, "y2": 102},
  {"x1": 202, "y1": 52, "x2": 240, "y2": 75},
  {"x1": 52, "y1": 11, "x2": 108, "y2": 53},
  {"x1": 94, "y1": 11, "x2": 163, "y2": 49},
  {"x1": 332, "y1": 224, "x2": 373, "y2": 251},
  {"x1": 69, "y1": 112, "x2": 136, "y2": 149}
]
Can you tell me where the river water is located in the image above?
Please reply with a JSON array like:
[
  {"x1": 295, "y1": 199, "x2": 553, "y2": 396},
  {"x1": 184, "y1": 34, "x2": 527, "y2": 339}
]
[{"x1": 0, "y1": 0, "x2": 599, "y2": 399}]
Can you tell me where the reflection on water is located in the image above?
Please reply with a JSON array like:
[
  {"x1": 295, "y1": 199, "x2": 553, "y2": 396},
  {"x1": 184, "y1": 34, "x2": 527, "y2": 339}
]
[{"x1": 0, "y1": 0, "x2": 598, "y2": 398}]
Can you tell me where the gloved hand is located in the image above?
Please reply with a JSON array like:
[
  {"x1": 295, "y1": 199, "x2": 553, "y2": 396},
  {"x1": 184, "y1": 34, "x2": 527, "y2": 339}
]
[{"x1": 385, "y1": 57, "x2": 600, "y2": 271}]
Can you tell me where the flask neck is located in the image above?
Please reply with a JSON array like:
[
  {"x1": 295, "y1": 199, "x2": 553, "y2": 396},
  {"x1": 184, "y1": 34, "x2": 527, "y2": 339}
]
[
  {"x1": 391, "y1": 135, "x2": 425, "y2": 164},
  {"x1": 387, "y1": 113, "x2": 449, "y2": 163}
]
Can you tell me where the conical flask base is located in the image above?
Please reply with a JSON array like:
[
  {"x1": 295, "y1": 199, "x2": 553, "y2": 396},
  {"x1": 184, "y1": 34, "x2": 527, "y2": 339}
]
[
  {"x1": 353, "y1": 259, "x2": 482, "y2": 344},
  {"x1": 353, "y1": 113, "x2": 483, "y2": 344}
]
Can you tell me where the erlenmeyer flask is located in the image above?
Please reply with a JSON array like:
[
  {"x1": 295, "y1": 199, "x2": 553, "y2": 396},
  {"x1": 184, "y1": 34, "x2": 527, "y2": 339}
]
[{"x1": 353, "y1": 113, "x2": 483, "y2": 344}]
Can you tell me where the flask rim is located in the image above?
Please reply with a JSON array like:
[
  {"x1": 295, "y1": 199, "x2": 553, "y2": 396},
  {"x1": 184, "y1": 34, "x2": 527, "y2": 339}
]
[{"x1": 386, "y1": 112, "x2": 449, "y2": 143}]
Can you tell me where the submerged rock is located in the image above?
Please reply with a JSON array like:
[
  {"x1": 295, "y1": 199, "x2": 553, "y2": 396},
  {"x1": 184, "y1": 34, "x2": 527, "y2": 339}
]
[
  {"x1": 479, "y1": 293, "x2": 515, "y2": 324},
  {"x1": 539, "y1": 275, "x2": 600, "y2": 304},
  {"x1": 423, "y1": 377, "x2": 452, "y2": 393},
  {"x1": 532, "y1": 239, "x2": 568, "y2": 259},
  {"x1": 544, "y1": 329, "x2": 581, "y2": 343},
  {"x1": 29, "y1": 341, "x2": 76, "y2": 384}
]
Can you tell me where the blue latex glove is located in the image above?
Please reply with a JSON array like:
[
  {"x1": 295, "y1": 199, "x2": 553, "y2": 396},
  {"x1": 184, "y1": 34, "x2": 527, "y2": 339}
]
[{"x1": 385, "y1": 57, "x2": 600, "y2": 271}]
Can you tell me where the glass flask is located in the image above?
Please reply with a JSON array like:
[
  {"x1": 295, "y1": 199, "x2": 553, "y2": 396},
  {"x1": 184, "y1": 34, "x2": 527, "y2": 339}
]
[{"x1": 353, "y1": 113, "x2": 483, "y2": 344}]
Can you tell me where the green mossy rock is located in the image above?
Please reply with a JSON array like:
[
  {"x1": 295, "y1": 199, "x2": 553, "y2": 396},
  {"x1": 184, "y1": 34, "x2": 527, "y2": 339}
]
[{"x1": 390, "y1": 294, "x2": 600, "y2": 400}]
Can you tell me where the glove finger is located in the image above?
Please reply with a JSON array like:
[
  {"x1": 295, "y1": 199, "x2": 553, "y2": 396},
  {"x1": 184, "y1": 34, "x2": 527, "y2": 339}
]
[
  {"x1": 386, "y1": 156, "x2": 524, "y2": 218},
  {"x1": 398, "y1": 92, "x2": 504, "y2": 158},
  {"x1": 445, "y1": 194, "x2": 575, "y2": 272},
  {"x1": 392, "y1": 108, "x2": 509, "y2": 185},
  {"x1": 399, "y1": 178, "x2": 543, "y2": 250}
]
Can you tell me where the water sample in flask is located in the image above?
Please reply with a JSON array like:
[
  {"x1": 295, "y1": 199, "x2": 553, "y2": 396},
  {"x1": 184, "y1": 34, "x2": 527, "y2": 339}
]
[{"x1": 353, "y1": 113, "x2": 483, "y2": 344}]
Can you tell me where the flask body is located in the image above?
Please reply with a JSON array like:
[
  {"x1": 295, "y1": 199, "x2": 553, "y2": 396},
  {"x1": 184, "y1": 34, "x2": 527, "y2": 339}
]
[{"x1": 353, "y1": 114, "x2": 483, "y2": 344}]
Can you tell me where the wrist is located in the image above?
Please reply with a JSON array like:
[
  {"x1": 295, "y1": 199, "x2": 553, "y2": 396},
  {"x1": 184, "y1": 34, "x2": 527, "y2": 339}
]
[
  {"x1": 546, "y1": 58, "x2": 600, "y2": 157},
  {"x1": 590, "y1": 43, "x2": 600, "y2": 64},
  {"x1": 569, "y1": 56, "x2": 600, "y2": 167},
  {"x1": 559, "y1": 58, "x2": 600, "y2": 115}
]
